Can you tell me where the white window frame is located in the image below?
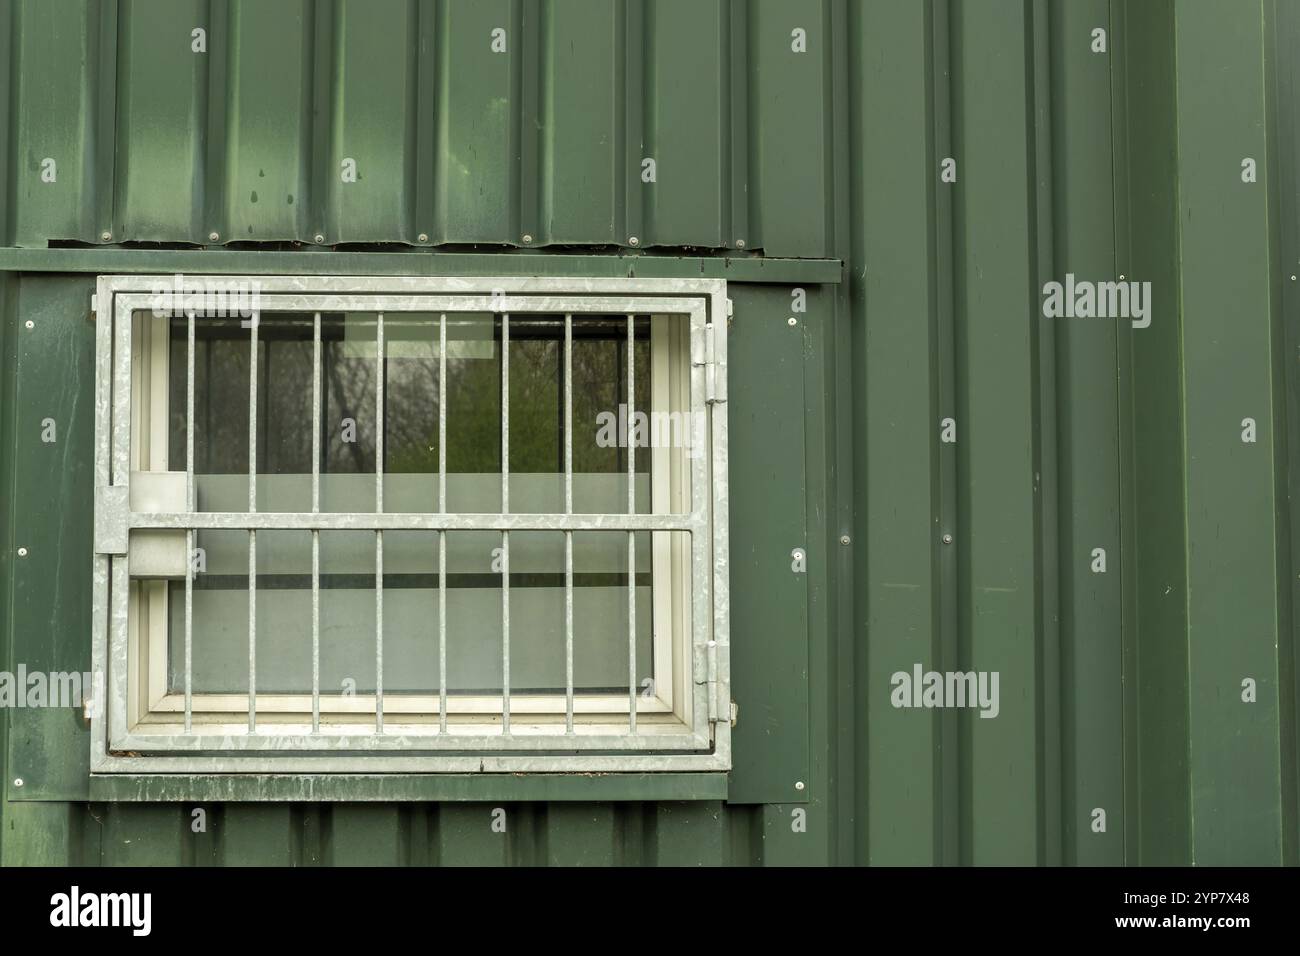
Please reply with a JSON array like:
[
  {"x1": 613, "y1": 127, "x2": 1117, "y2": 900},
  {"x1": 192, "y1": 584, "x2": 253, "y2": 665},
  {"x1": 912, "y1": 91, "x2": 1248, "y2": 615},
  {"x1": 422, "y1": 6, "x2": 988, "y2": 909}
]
[{"x1": 90, "y1": 276, "x2": 731, "y2": 774}]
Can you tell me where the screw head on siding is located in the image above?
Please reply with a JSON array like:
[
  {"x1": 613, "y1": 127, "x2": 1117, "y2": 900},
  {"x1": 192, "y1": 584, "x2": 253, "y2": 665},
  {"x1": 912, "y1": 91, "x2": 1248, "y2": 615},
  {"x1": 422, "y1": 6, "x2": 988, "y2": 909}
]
[
  {"x1": 1119, "y1": 274, "x2": 1126, "y2": 280},
  {"x1": 208, "y1": 231, "x2": 219, "y2": 242},
  {"x1": 17, "y1": 547, "x2": 28, "y2": 557},
  {"x1": 787, "y1": 317, "x2": 797, "y2": 326},
  {"x1": 941, "y1": 533, "x2": 953, "y2": 545},
  {"x1": 24, "y1": 320, "x2": 33, "y2": 329},
  {"x1": 628, "y1": 236, "x2": 640, "y2": 247},
  {"x1": 839, "y1": 535, "x2": 851, "y2": 546},
  {"x1": 314, "y1": 234, "x2": 326, "y2": 244},
  {"x1": 521, "y1": 234, "x2": 533, "y2": 244},
  {"x1": 100, "y1": 230, "x2": 112, "y2": 242},
  {"x1": 794, "y1": 781, "x2": 805, "y2": 791},
  {"x1": 735, "y1": 239, "x2": 746, "y2": 249},
  {"x1": 417, "y1": 233, "x2": 429, "y2": 243}
]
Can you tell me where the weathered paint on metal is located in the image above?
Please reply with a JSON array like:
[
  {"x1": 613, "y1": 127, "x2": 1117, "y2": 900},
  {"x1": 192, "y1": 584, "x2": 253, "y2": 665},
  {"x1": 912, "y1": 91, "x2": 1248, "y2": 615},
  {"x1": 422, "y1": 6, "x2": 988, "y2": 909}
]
[{"x1": 1, "y1": 0, "x2": 1298, "y2": 866}]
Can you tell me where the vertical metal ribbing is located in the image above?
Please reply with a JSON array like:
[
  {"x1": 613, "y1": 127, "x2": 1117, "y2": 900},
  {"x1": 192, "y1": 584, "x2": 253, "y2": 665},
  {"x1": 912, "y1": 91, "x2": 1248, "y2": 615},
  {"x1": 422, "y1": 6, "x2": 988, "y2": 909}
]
[
  {"x1": 438, "y1": 313, "x2": 447, "y2": 733},
  {"x1": 564, "y1": 313, "x2": 574, "y2": 735},
  {"x1": 501, "y1": 312, "x2": 510, "y2": 734},
  {"x1": 375, "y1": 312, "x2": 385, "y2": 733},
  {"x1": 311, "y1": 312, "x2": 321, "y2": 733},
  {"x1": 247, "y1": 311, "x2": 258, "y2": 733},
  {"x1": 184, "y1": 313, "x2": 195, "y2": 734},
  {"x1": 626, "y1": 314, "x2": 636, "y2": 732}
]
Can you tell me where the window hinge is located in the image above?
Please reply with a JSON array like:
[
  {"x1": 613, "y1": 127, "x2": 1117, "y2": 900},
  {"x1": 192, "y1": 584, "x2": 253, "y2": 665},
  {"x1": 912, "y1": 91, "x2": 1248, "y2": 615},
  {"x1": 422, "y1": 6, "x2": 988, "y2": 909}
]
[
  {"x1": 704, "y1": 640, "x2": 730, "y2": 723},
  {"x1": 701, "y1": 323, "x2": 726, "y2": 406}
]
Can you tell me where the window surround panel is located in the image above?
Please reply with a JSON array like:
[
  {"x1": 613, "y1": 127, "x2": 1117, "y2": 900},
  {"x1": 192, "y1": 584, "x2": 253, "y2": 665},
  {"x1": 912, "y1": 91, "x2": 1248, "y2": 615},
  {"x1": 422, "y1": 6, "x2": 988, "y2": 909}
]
[{"x1": 91, "y1": 277, "x2": 730, "y2": 775}]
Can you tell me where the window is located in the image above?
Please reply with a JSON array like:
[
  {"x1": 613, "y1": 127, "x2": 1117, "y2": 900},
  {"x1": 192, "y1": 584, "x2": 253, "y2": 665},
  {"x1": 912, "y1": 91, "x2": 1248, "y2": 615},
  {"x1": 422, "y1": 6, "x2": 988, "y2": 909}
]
[{"x1": 91, "y1": 277, "x2": 731, "y2": 773}]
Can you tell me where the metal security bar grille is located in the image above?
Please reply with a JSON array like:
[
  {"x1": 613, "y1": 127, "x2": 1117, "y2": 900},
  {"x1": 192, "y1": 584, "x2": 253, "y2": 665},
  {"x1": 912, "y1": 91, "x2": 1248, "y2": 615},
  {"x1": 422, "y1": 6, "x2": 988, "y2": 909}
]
[{"x1": 91, "y1": 277, "x2": 731, "y2": 775}]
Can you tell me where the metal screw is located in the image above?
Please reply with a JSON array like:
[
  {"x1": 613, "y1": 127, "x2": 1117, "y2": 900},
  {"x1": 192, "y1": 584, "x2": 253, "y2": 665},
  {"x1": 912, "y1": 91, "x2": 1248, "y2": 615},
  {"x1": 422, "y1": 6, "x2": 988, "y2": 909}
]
[
  {"x1": 417, "y1": 233, "x2": 429, "y2": 243},
  {"x1": 787, "y1": 317, "x2": 797, "y2": 326},
  {"x1": 100, "y1": 230, "x2": 112, "y2": 242},
  {"x1": 794, "y1": 781, "x2": 805, "y2": 791},
  {"x1": 521, "y1": 234, "x2": 533, "y2": 244},
  {"x1": 839, "y1": 535, "x2": 851, "y2": 546},
  {"x1": 24, "y1": 320, "x2": 34, "y2": 330},
  {"x1": 736, "y1": 239, "x2": 746, "y2": 249},
  {"x1": 12, "y1": 778, "x2": 23, "y2": 789},
  {"x1": 314, "y1": 233, "x2": 325, "y2": 244},
  {"x1": 17, "y1": 547, "x2": 28, "y2": 557},
  {"x1": 208, "y1": 231, "x2": 219, "y2": 242},
  {"x1": 628, "y1": 236, "x2": 640, "y2": 247},
  {"x1": 941, "y1": 533, "x2": 953, "y2": 545},
  {"x1": 1119, "y1": 274, "x2": 1126, "y2": 280}
]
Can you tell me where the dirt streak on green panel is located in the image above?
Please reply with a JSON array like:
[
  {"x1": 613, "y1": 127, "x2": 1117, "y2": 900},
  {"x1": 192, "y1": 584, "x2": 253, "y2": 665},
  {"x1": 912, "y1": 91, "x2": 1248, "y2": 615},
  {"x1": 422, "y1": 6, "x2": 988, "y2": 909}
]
[
  {"x1": 323, "y1": 0, "x2": 417, "y2": 244},
  {"x1": 12, "y1": 0, "x2": 107, "y2": 245},
  {"x1": 644, "y1": 0, "x2": 725, "y2": 248},
  {"x1": 1048, "y1": 0, "x2": 1124, "y2": 865},
  {"x1": 539, "y1": 0, "x2": 620, "y2": 244},
  {"x1": 6, "y1": 276, "x2": 96, "y2": 803},
  {"x1": 1174, "y1": 3, "x2": 1285, "y2": 865},
  {"x1": 223, "y1": 0, "x2": 313, "y2": 242},
  {"x1": 951, "y1": 0, "x2": 1043, "y2": 864},
  {"x1": 436, "y1": 0, "x2": 516, "y2": 243},
  {"x1": 115, "y1": 0, "x2": 206, "y2": 240},
  {"x1": 853, "y1": 0, "x2": 942, "y2": 865}
]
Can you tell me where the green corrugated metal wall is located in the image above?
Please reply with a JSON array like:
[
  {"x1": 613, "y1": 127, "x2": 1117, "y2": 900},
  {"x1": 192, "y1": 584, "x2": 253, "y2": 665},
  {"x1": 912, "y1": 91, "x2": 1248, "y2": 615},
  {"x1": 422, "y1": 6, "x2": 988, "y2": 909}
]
[{"x1": 0, "y1": 0, "x2": 1297, "y2": 865}]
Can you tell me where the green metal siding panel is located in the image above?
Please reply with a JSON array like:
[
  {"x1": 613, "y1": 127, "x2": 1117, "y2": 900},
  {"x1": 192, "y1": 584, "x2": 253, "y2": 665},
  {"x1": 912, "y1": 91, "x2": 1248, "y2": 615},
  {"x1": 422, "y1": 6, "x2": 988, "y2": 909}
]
[
  {"x1": 0, "y1": 0, "x2": 1298, "y2": 867},
  {"x1": 5, "y1": 276, "x2": 97, "y2": 804},
  {"x1": 2, "y1": 0, "x2": 839, "y2": 253},
  {"x1": 1174, "y1": 4, "x2": 1286, "y2": 865},
  {"x1": 726, "y1": 283, "x2": 811, "y2": 804},
  {"x1": 1049, "y1": 0, "x2": 1124, "y2": 867}
]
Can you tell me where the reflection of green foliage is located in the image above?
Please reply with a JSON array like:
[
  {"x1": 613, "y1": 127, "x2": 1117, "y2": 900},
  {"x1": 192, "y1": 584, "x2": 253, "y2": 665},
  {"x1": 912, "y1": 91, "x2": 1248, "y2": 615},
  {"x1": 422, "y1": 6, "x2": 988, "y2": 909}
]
[{"x1": 172, "y1": 314, "x2": 651, "y2": 478}]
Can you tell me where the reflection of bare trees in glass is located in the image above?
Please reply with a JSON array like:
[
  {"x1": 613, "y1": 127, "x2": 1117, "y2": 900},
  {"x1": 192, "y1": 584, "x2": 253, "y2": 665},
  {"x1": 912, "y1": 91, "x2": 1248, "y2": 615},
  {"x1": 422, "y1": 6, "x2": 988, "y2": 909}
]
[{"x1": 171, "y1": 314, "x2": 651, "y2": 477}]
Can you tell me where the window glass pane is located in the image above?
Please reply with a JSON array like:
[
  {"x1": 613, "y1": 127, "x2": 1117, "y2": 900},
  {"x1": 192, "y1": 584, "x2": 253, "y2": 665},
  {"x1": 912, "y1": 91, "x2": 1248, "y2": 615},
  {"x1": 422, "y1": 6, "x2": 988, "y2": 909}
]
[{"x1": 158, "y1": 305, "x2": 681, "y2": 715}]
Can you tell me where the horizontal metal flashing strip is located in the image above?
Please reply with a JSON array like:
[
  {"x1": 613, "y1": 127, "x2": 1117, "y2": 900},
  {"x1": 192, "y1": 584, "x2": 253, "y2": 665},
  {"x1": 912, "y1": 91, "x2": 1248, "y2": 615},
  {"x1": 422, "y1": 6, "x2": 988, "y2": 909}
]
[
  {"x1": 113, "y1": 729, "x2": 712, "y2": 752},
  {"x1": 90, "y1": 752, "x2": 731, "y2": 774},
  {"x1": 85, "y1": 773, "x2": 730, "y2": 803},
  {"x1": 0, "y1": 248, "x2": 842, "y2": 283},
  {"x1": 128, "y1": 512, "x2": 701, "y2": 533}
]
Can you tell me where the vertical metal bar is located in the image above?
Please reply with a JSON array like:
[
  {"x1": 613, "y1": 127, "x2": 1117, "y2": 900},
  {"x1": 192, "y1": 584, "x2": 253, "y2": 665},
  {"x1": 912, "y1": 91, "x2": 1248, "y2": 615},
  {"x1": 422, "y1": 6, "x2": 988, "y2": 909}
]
[
  {"x1": 312, "y1": 312, "x2": 321, "y2": 733},
  {"x1": 564, "y1": 313, "x2": 574, "y2": 734},
  {"x1": 438, "y1": 313, "x2": 447, "y2": 732},
  {"x1": 438, "y1": 529, "x2": 447, "y2": 734},
  {"x1": 376, "y1": 312, "x2": 385, "y2": 512},
  {"x1": 501, "y1": 312, "x2": 510, "y2": 733},
  {"x1": 376, "y1": 531, "x2": 384, "y2": 733},
  {"x1": 439, "y1": 313, "x2": 447, "y2": 513},
  {"x1": 627, "y1": 314, "x2": 636, "y2": 731},
  {"x1": 565, "y1": 313, "x2": 573, "y2": 515},
  {"x1": 312, "y1": 311, "x2": 321, "y2": 513},
  {"x1": 184, "y1": 312, "x2": 195, "y2": 733},
  {"x1": 312, "y1": 532, "x2": 320, "y2": 734},
  {"x1": 248, "y1": 530, "x2": 256, "y2": 732},
  {"x1": 375, "y1": 312, "x2": 385, "y2": 733},
  {"x1": 247, "y1": 310, "x2": 258, "y2": 732}
]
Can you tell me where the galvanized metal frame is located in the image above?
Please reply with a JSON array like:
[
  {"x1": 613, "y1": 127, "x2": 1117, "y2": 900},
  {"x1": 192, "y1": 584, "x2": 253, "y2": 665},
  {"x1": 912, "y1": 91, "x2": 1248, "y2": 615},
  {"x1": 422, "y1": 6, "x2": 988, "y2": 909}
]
[{"x1": 90, "y1": 276, "x2": 731, "y2": 775}]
